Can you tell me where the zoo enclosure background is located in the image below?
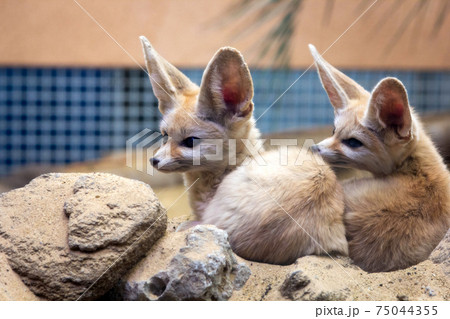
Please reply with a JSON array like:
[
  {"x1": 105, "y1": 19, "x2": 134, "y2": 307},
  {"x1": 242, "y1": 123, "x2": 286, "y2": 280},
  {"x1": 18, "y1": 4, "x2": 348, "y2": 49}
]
[{"x1": 0, "y1": 0, "x2": 449, "y2": 176}]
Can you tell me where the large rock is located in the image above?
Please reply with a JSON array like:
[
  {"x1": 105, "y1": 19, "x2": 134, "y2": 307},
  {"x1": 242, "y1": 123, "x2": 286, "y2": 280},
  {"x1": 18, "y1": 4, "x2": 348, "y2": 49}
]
[
  {"x1": 430, "y1": 228, "x2": 450, "y2": 276},
  {"x1": 113, "y1": 224, "x2": 251, "y2": 301},
  {"x1": 0, "y1": 173, "x2": 166, "y2": 300}
]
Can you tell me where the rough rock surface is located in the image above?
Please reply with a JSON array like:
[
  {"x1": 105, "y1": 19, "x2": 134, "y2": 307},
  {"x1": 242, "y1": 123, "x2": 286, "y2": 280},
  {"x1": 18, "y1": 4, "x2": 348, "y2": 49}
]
[
  {"x1": 112, "y1": 224, "x2": 250, "y2": 301},
  {"x1": 0, "y1": 253, "x2": 41, "y2": 301},
  {"x1": 0, "y1": 173, "x2": 166, "y2": 300},
  {"x1": 430, "y1": 228, "x2": 450, "y2": 276}
]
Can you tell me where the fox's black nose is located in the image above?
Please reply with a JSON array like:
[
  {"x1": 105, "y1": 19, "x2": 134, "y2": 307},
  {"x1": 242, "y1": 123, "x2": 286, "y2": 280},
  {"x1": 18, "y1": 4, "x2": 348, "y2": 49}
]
[
  {"x1": 150, "y1": 157, "x2": 160, "y2": 167},
  {"x1": 310, "y1": 145, "x2": 320, "y2": 153}
]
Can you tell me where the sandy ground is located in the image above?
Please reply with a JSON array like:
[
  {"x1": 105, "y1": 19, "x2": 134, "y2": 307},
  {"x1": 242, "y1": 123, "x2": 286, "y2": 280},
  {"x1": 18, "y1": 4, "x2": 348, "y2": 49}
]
[
  {"x1": 153, "y1": 184, "x2": 192, "y2": 219},
  {"x1": 156, "y1": 218, "x2": 450, "y2": 301}
]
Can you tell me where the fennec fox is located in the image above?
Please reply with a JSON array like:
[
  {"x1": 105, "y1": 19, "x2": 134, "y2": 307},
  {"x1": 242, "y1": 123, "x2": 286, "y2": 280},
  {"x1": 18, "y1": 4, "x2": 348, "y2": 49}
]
[
  {"x1": 139, "y1": 36, "x2": 347, "y2": 264},
  {"x1": 309, "y1": 44, "x2": 450, "y2": 272}
]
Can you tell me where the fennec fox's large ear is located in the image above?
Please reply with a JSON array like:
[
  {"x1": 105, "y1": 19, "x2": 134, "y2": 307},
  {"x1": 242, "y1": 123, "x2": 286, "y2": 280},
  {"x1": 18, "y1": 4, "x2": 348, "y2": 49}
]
[
  {"x1": 309, "y1": 44, "x2": 367, "y2": 112},
  {"x1": 140, "y1": 36, "x2": 198, "y2": 115},
  {"x1": 197, "y1": 47, "x2": 254, "y2": 124},
  {"x1": 365, "y1": 77, "x2": 412, "y2": 138}
]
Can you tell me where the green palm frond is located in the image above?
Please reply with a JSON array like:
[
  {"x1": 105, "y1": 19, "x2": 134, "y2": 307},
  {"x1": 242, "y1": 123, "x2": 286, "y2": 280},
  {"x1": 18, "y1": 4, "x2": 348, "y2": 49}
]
[
  {"x1": 220, "y1": 0, "x2": 448, "y2": 67},
  {"x1": 221, "y1": 0, "x2": 306, "y2": 69}
]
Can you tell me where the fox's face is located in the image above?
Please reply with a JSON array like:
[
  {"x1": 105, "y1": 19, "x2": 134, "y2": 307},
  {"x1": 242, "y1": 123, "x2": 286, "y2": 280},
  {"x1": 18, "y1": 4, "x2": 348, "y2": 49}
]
[
  {"x1": 309, "y1": 45, "x2": 416, "y2": 176},
  {"x1": 140, "y1": 37, "x2": 259, "y2": 173},
  {"x1": 154, "y1": 107, "x2": 226, "y2": 173}
]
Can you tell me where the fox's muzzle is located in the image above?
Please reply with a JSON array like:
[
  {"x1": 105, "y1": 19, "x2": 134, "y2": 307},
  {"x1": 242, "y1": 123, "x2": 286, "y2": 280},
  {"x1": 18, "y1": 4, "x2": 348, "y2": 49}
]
[{"x1": 150, "y1": 157, "x2": 160, "y2": 167}]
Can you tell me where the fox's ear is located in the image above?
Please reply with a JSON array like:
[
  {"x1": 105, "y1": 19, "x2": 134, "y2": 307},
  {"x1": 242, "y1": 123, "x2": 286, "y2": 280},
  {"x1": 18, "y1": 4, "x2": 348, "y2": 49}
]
[
  {"x1": 365, "y1": 77, "x2": 412, "y2": 138},
  {"x1": 197, "y1": 47, "x2": 253, "y2": 124},
  {"x1": 309, "y1": 44, "x2": 367, "y2": 112},
  {"x1": 140, "y1": 36, "x2": 198, "y2": 115}
]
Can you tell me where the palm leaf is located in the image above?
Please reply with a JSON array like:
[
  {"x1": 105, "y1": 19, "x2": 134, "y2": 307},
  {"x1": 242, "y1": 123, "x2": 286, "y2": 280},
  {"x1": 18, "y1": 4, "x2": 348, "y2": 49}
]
[{"x1": 219, "y1": 0, "x2": 447, "y2": 67}]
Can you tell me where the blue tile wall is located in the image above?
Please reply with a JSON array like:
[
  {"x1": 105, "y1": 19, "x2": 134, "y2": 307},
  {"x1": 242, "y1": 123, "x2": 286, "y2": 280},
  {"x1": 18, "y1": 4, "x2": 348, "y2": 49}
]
[{"x1": 0, "y1": 67, "x2": 449, "y2": 176}]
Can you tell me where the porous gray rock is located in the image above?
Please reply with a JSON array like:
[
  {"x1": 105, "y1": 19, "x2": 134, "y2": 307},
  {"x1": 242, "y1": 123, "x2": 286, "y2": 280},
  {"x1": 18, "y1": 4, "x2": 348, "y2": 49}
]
[
  {"x1": 279, "y1": 264, "x2": 349, "y2": 301},
  {"x1": 115, "y1": 225, "x2": 251, "y2": 301},
  {"x1": 280, "y1": 270, "x2": 311, "y2": 300},
  {"x1": 0, "y1": 173, "x2": 166, "y2": 300},
  {"x1": 429, "y1": 228, "x2": 450, "y2": 276}
]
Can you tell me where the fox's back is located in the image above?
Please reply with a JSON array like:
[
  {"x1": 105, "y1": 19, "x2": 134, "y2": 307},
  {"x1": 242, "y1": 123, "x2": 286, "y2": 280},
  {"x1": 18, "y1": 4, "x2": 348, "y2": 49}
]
[{"x1": 343, "y1": 146, "x2": 450, "y2": 272}]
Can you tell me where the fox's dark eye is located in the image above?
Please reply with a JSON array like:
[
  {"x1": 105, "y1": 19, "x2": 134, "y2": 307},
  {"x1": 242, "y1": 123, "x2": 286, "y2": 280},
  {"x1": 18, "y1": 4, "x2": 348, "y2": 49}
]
[
  {"x1": 332, "y1": 127, "x2": 336, "y2": 135},
  {"x1": 181, "y1": 136, "x2": 200, "y2": 148},
  {"x1": 160, "y1": 132, "x2": 168, "y2": 144},
  {"x1": 342, "y1": 138, "x2": 363, "y2": 148}
]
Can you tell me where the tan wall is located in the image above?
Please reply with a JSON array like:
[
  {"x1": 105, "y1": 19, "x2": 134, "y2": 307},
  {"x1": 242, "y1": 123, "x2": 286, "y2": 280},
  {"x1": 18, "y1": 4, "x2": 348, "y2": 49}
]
[{"x1": 0, "y1": 0, "x2": 449, "y2": 69}]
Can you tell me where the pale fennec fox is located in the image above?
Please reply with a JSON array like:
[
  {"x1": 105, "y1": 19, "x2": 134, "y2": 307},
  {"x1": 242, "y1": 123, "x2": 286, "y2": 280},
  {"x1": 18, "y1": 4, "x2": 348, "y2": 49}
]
[
  {"x1": 309, "y1": 44, "x2": 450, "y2": 272},
  {"x1": 139, "y1": 36, "x2": 347, "y2": 264}
]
